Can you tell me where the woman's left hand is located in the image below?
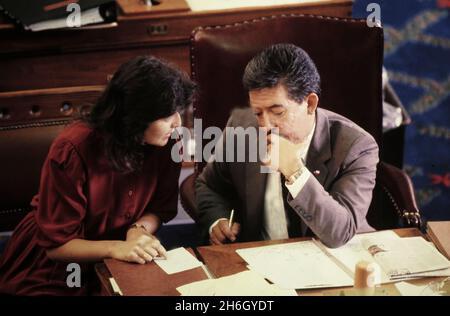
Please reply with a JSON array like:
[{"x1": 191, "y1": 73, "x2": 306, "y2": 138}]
[{"x1": 126, "y1": 227, "x2": 167, "y2": 259}]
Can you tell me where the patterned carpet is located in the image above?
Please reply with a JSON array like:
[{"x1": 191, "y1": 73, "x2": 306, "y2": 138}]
[{"x1": 353, "y1": 0, "x2": 450, "y2": 221}]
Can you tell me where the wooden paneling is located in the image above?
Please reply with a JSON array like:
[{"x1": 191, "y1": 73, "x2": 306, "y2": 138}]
[{"x1": 0, "y1": 0, "x2": 353, "y2": 126}]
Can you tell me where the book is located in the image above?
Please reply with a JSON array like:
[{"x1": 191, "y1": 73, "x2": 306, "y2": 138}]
[
  {"x1": 427, "y1": 221, "x2": 450, "y2": 260},
  {"x1": 236, "y1": 230, "x2": 450, "y2": 290},
  {"x1": 0, "y1": 0, "x2": 114, "y2": 30}
]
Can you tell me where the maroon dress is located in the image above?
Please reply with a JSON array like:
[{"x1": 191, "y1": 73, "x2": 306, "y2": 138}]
[{"x1": 0, "y1": 121, "x2": 181, "y2": 295}]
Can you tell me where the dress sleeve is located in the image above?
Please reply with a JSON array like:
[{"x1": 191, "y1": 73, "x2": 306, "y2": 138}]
[
  {"x1": 145, "y1": 140, "x2": 181, "y2": 224},
  {"x1": 35, "y1": 139, "x2": 88, "y2": 249}
]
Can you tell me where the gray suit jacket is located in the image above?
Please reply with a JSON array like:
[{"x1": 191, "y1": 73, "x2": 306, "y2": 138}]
[{"x1": 195, "y1": 108, "x2": 378, "y2": 248}]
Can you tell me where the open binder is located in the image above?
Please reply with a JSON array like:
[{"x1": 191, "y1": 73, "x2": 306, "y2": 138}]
[{"x1": 236, "y1": 230, "x2": 450, "y2": 289}]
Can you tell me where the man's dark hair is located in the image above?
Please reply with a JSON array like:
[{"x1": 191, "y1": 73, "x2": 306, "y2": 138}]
[
  {"x1": 87, "y1": 55, "x2": 196, "y2": 172},
  {"x1": 242, "y1": 43, "x2": 321, "y2": 102}
]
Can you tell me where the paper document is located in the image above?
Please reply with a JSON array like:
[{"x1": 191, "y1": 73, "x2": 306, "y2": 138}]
[
  {"x1": 322, "y1": 231, "x2": 450, "y2": 282},
  {"x1": 324, "y1": 230, "x2": 401, "y2": 283},
  {"x1": 177, "y1": 270, "x2": 297, "y2": 296},
  {"x1": 236, "y1": 241, "x2": 354, "y2": 289},
  {"x1": 374, "y1": 237, "x2": 450, "y2": 278},
  {"x1": 236, "y1": 231, "x2": 450, "y2": 290},
  {"x1": 27, "y1": 6, "x2": 105, "y2": 32},
  {"x1": 155, "y1": 247, "x2": 202, "y2": 274},
  {"x1": 395, "y1": 282, "x2": 435, "y2": 296}
]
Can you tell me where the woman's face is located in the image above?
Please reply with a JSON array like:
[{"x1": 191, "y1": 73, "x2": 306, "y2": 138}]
[{"x1": 143, "y1": 112, "x2": 182, "y2": 146}]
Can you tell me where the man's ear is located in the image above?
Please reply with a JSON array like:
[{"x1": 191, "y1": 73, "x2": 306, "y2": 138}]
[{"x1": 306, "y1": 93, "x2": 319, "y2": 114}]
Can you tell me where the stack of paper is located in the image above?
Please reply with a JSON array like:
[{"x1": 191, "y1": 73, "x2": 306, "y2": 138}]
[{"x1": 176, "y1": 270, "x2": 297, "y2": 296}]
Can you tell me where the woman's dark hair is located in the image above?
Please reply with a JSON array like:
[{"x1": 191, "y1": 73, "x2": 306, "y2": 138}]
[
  {"x1": 242, "y1": 43, "x2": 321, "y2": 102},
  {"x1": 87, "y1": 55, "x2": 196, "y2": 173}
]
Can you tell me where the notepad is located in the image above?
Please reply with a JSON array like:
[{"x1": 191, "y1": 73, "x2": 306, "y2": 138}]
[{"x1": 155, "y1": 247, "x2": 203, "y2": 274}]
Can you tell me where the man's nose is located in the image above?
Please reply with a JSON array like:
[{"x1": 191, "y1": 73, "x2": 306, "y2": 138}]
[{"x1": 260, "y1": 113, "x2": 275, "y2": 130}]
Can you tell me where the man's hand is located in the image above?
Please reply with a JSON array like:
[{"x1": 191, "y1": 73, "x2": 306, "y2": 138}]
[
  {"x1": 263, "y1": 132, "x2": 305, "y2": 178},
  {"x1": 210, "y1": 219, "x2": 241, "y2": 245}
]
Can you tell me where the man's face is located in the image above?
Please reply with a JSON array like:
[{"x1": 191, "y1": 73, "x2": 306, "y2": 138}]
[{"x1": 249, "y1": 84, "x2": 317, "y2": 144}]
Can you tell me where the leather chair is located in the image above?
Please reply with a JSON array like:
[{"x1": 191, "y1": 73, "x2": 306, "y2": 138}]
[
  {"x1": 180, "y1": 14, "x2": 422, "y2": 230},
  {"x1": 0, "y1": 120, "x2": 72, "y2": 231}
]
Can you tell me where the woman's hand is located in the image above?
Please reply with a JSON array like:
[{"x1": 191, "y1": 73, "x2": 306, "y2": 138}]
[{"x1": 110, "y1": 234, "x2": 167, "y2": 264}]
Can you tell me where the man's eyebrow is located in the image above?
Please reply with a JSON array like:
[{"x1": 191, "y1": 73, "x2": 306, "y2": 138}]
[{"x1": 268, "y1": 104, "x2": 285, "y2": 109}]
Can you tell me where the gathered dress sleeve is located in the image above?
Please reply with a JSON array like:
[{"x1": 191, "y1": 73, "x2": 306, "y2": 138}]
[{"x1": 35, "y1": 139, "x2": 88, "y2": 249}]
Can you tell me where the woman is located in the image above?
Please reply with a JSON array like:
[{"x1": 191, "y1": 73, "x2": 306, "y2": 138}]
[{"x1": 0, "y1": 56, "x2": 196, "y2": 295}]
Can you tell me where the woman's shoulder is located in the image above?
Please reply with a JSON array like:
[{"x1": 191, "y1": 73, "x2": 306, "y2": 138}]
[
  {"x1": 49, "y1": 120, "x2": 99, "y2": 160},
  {"x1": 57, "y1": 120, "x2": 96, "y2": 143}
]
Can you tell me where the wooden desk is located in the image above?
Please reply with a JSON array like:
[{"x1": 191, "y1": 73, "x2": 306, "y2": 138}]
[
  {"x1": 196, "y1": 228, "x2": 446, "y2": 296},
  {"x1": 95, "y1": 248, "x2": 208, "y2": 296},
  {"x1": 0, "y1": 0, "x2": 353, "y2": 127},
  {"x1": 95, "y1": 228, "x2": 447, "y2": 296}
]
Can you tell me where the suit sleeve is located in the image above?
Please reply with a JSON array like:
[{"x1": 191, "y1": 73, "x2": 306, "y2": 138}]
[
  {"x1": 288, "y1": 133, "x2": 379, "y2": 248},
  {"x1": 195, "y1": 118, "x2": 236, "y2": 240}
]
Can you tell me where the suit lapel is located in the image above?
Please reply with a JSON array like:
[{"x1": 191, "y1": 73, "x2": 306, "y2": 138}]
[
  {"x1": 245, "y1": 162, "x2": 267, "y2": 240},
  {"x1": 306, "y1": 108, "x2": 331, "y2": 186}
]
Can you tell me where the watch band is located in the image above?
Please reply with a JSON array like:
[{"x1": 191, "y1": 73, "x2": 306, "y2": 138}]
[{"x1": 128, "y1": 223, "x2": 149, "y2": 233}]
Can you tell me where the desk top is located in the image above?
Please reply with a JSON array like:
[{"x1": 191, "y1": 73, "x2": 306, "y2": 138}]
[{"x1": 97, "y1": 228, "x2": 445, "y2": 296}]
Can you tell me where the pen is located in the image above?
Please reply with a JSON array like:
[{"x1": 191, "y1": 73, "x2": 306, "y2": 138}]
[{"x1": 229, "y1": 209, "x2": 235, "y2": 229}]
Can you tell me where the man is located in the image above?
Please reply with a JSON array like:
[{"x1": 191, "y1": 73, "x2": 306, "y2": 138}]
[{"x1": 195, "y1": 44, "x2": 378, "y2": 248}]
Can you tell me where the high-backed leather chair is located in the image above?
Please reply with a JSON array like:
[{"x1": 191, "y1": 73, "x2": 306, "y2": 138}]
[
  {"x1": 0, "y1": 120, "x2": 72, "y2": 231},
  {"x1": 180, "y1": 14, "x2": 422, "y2": 230}
]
